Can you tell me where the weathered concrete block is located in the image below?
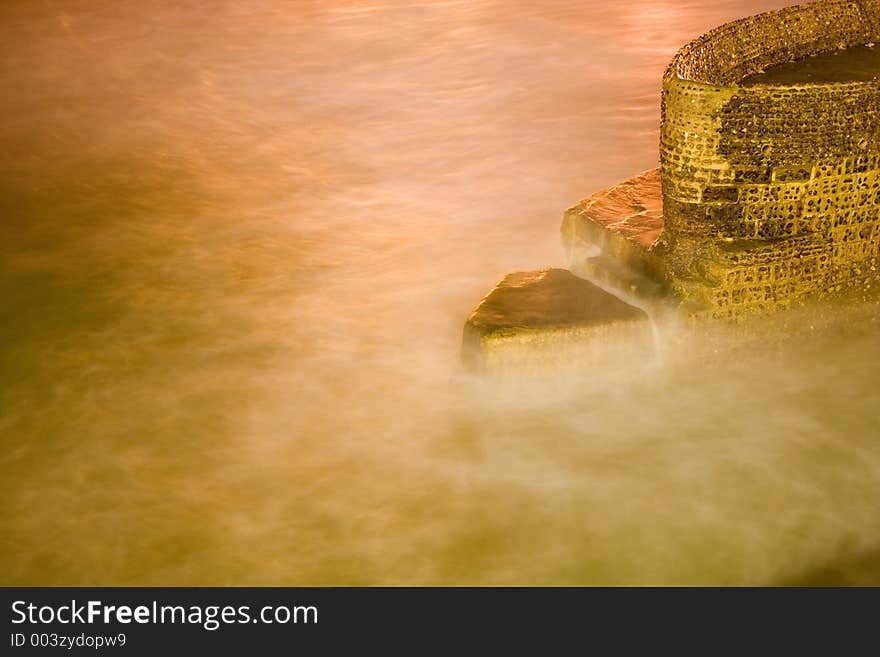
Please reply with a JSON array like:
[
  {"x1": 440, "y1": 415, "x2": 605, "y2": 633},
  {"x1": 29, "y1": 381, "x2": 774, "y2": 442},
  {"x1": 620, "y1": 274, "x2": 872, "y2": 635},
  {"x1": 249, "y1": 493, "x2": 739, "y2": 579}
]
[
  {"x1": 562, "y1": 168, "x2": 668, "y2": 303},
  {"x1": 462, "y1": 269, "x2": 654, "y2": 375}
]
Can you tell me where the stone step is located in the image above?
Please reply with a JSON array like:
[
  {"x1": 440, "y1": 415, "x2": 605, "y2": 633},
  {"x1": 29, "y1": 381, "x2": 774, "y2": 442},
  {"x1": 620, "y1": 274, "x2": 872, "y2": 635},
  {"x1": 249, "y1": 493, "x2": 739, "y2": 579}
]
[
  {"x1": 561, "y1": 168, "x2": 672, "y2": 316},
  {"x1": 462, "y1": 268, "x2": 654, "y2": 376},
  {"x1": 561, "y1": 168, "x2": 666, "y2": 280}
]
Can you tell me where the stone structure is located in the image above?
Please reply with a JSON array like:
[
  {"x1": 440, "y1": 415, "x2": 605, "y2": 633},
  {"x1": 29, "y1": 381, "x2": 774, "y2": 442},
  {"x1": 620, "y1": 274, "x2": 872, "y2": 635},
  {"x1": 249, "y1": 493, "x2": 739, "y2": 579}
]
[
  {"x1": 658, "y1": 0, "x2": 880, "y2": 317},
  {"x1": 462, "y1": 269, "x2": 653, "y2": 375},
  {"x1": 562, "y1": 168, "x2": 668, "y2": 308},
  {"x1": 567, "y1": 0, "x2": 880, "y2": 319},
  {"x1": 466, "y1": 0, "x2": 880, "y2": 371}
]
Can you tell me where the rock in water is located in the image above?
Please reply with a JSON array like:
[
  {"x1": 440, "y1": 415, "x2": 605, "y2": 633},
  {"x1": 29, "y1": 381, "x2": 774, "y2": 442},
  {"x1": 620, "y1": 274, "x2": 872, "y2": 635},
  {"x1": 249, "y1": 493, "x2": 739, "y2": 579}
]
[
  {"x1": 462, "y1": 268, "x2": 654, "y2": 375},
  {"x1": 561, "y1": 168, "x2": 668, "y2": 306}
]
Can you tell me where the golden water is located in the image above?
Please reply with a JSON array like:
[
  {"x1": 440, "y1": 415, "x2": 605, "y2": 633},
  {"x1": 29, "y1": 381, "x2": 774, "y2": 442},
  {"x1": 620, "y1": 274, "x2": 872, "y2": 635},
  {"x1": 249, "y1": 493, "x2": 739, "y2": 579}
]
[
  {"x1": 742, "y1": 42, "x2": 880, "y2": 85},
  {"x1": 2, "y1": 0, "x2": 879, "y2": 585}
]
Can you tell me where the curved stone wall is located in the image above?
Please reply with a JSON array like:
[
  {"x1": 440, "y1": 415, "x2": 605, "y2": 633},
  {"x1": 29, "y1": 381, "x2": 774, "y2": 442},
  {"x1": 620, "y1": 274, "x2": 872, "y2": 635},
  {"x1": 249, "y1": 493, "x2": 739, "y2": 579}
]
[{"x1": 660, "y1": 0, "x2": 880, "y2": 316}]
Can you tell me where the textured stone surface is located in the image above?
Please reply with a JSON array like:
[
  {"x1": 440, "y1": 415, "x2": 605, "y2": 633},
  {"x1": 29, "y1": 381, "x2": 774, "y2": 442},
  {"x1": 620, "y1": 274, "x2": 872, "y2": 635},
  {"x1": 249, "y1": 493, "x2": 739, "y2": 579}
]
[
  {"x1": 562, "y1": 168, "x2": 668, "y2": 300},
  {"x1": 659, "y1": 0, "x2": 880, "y2": 317},
  {"x1": 462, "y1": 269, "x2": 653, "y2": 374},
  {"x1": 565, "y1": 168, "x2": 664, "y2": 251}
]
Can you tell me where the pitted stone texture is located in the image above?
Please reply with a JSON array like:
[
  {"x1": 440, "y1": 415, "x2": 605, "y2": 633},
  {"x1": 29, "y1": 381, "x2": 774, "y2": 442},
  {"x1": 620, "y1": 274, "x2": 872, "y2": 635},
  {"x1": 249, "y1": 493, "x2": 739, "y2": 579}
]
[
  {"x1": 462, "y1": 269, "x2": 653, "y2": 375},
  {"x1": 659, "y1": 0, "x2": 880, "y2": 317}
]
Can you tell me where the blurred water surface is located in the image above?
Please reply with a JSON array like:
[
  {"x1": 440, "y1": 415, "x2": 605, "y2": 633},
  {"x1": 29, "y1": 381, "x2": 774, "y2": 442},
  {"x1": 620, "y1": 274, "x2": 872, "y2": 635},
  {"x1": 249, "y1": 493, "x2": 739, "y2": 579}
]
[{"x1": 3, "y1": 0, "x2": 879, "y2": 585}]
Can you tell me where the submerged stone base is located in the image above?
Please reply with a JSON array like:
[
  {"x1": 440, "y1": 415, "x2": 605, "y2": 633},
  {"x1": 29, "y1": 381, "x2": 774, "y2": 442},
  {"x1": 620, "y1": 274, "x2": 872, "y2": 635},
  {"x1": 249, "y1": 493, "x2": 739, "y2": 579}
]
[{"x1": 462, "y1": 269, "x2": 653, "y2": 375}]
